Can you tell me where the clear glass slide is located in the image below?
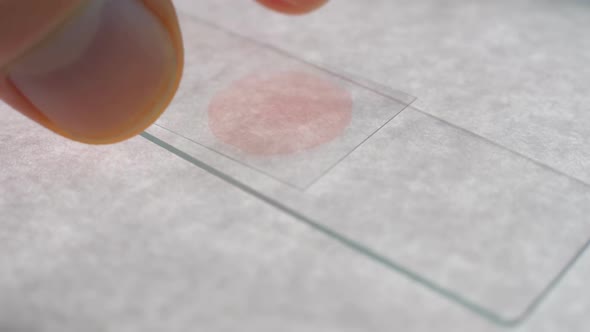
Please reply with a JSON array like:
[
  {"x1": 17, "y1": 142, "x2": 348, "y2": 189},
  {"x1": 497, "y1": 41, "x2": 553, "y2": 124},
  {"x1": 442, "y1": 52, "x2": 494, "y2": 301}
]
[{"x1": 144, "y1": 15, "x2": 590, "y2": 326}]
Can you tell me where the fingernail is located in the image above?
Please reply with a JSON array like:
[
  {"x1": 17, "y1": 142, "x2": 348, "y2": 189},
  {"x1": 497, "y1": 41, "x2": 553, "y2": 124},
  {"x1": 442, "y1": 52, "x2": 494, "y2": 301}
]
[{"x1": 5, "y1": 0, "x2": 182, "y2": 144}]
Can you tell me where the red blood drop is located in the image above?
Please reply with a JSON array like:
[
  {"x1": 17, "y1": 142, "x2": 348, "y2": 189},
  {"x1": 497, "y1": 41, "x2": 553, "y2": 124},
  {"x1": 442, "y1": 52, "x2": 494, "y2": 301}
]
[{"x1": 208, "y1": 71, "x2": 353, "y2": 155}]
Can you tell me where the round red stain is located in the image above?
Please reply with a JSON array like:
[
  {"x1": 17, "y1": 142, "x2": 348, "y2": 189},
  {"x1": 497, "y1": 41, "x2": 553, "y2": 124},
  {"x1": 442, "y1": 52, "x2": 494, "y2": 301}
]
[{"x1": 208, "y1": 70, "x2": 353, "y2": 155}]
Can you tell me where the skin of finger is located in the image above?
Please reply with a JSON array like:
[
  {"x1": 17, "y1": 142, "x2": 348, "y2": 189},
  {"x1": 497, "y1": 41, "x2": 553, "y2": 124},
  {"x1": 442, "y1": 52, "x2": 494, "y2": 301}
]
[
  {"x1": 0, "y1": 0, "x2": 184, "y2": 144},
  {"x1": 0, "y1": 0, "x2": 84, "y2": 137},
  {"x1": 0, "y1": 0, "x2": 84, "y2": 68},
  {"x1": 131, "y1": 0, "x2": 184, "y2": 143},
  {"x1": 255, "y1": 0, "x2": 329, "y2": 15}
]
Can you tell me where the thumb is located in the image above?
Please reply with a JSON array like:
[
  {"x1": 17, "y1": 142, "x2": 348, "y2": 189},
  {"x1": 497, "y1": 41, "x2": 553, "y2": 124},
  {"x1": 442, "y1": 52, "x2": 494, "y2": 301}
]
[{"x1": 0, "y1": 0, "x2": 183, "y2": 144}]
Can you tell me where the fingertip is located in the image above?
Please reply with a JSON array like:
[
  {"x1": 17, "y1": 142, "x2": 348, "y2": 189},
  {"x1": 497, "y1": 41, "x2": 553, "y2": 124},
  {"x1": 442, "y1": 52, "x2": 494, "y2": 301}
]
[
  {"x1": 256, "y1": 0, "x2": 329, "y2": 15},
  {"x1": 1, "y1": 0, "x2": 183, "y2": 144}
]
